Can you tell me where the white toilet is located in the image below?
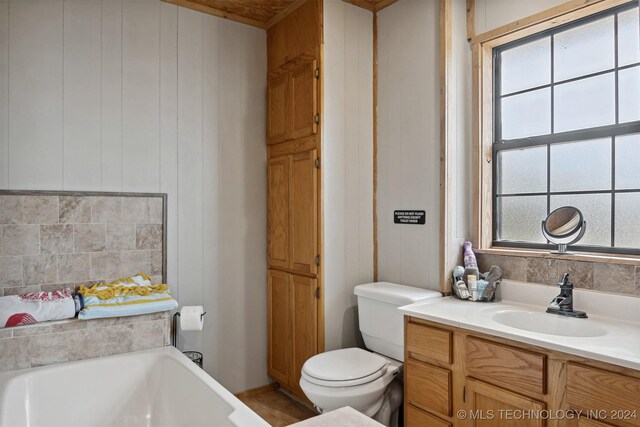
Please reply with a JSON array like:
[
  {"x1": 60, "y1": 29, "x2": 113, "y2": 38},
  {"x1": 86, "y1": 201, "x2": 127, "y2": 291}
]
[{"x1": 299, "y1": 282, "x2": 442, "y2": 426}]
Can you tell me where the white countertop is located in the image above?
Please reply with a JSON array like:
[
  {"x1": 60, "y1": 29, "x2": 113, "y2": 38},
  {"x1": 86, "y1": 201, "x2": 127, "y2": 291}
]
[
  {"x1": 290, "y1": 407, "x2": 383, "y2": 427},
  {"x1": 399, "y1": 280, "x2": 640, "y2": 371}
]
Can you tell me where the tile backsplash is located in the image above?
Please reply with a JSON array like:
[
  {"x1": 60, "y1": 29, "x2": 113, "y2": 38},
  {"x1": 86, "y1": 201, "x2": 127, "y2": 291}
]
[
  {"x1": 0, "y1": 191, "x2": 170, "y2": 371},
  {"x1": 0, "y1": 312, "x2": 170, "y2": 372},
  {"x1": 476, "y1": 252, "x2": 640, "y2": 297},
  {"x1": 0, "y1": 193, "x2": 165, "y2": 297}
]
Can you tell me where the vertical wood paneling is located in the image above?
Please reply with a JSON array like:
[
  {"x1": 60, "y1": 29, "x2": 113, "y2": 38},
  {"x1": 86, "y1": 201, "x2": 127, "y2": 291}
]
[
  {"x1": 159, "y1": 2, "x2": 178, "y2": 297},
  {"x1": 323, "y1": 0, "x2": 346, "y2": 352},
  {"x1": 101, "y1": 0, "x2": 123, "y2": 191},
  {"x1": 323, "y1": 0, "x2": 373, "y2": 351},
  {"x1": 63, "y1": 0, "x2": 102, "y2": 190},
  {"x1": 122, "y1": 0, "x2": 160, "y2": 192},
  {"x1": 176, "y1": 6, "x2": 204, "y2": 352},
  {"x1": 9, "y1": 0, "x2": 63, "y2": 189},
  {"x1": 217, "y1": 19, "x2": 268, "y2": 392},
  {"x1": 474, "y1": 0, "x2": 568, "y2": 35},
  {"x1": 357, "y1": 8, "x2": 374, "y2": 288},
  {"x1": 0, "y1": 2, "x2": 8, "y2": 188},
  {"x1": 344, "y1": 3, "x2": 359, "y2": 308},
  {"x1": 0, "y1": 0, "x2": 267, "y2": 394},
  {"x1": 202, "y1": 14, "x2": 219, "y2": 377},
  {"x1": 377, "y1": 0, "x2": 440, "y2": 290}
]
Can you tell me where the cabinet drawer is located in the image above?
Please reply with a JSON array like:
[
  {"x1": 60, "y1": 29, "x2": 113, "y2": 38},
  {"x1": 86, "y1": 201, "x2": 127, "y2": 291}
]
[
  {"x1": 406, "y1": 320, "x2": 452, "y2": 365},
  {"x1": 465, "y1": 337, "x2": 546, "y2": 396},
  {"x1": 406, "y1": 359, "x2": 452, "y2": 417},
  {"x1": 567, "y1": 363, "x2": 640, "y2": 427},
  {"x1": 406, "y1": 404, "x2": 451, "y2": 427}
]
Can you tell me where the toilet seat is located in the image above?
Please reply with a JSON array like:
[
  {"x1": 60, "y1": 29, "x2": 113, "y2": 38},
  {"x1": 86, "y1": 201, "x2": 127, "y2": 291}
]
[{"x1": 302, "y1": 348, "x2": 389, "y2": 388}]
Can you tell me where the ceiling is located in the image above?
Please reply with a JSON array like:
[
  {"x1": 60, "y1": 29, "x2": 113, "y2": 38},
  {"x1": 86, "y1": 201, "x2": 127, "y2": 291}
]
[{"x1": 163, "y1": 0, "x2": 397, "y2": 29}]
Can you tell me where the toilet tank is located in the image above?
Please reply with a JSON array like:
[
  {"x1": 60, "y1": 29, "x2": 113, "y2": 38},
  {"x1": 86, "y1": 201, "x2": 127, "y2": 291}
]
[{"x1": 354, "y1": 282, "x2": 442, "y2": 361}]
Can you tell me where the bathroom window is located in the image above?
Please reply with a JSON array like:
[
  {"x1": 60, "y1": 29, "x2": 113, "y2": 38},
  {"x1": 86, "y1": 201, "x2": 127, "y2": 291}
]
[{"x1": 492, "y1": 2, "x2": 640, "y2": 255}]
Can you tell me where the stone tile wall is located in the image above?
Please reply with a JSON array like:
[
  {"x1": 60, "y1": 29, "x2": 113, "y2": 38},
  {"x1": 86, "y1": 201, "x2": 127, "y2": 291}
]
[
  {"x1": 0, "y1": 193, "x2": 165, "y2": 296},
  {"x1": 0, "y1": 312, "x2": 170, "y2": 372},
  {"x1": 476, "y1": 253, "x2": 640, "y2": 296},
  {"x1": 0, "y1": 192, "x2": 170, "y2": 371}
]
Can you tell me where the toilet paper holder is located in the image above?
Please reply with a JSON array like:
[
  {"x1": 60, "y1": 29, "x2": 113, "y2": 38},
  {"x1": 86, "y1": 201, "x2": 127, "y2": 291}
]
[
  {"x1": 172, "y1": 311, "x2": 206, "y2": 349},
  {"x1": 172, "y1": 310, "x2": 206, "y2": 368}
]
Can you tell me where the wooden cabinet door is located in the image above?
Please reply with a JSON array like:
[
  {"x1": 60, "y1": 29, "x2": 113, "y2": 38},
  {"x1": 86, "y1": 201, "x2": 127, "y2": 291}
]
[
  {"x1": 268, "y1": 73, "x2": 289, "y2": 144},
  {"x1": 290, "y1": 274, "x2": 318, "y2": 396},
  {"x1": 466, "y1": 379, "x2": 545, "y2": 427},
  {"x1": 268, "y1": 269, "x2": 291, "y2": 386},
  {"x1": 290, "y1": 150, "x2": 318, "y2": 275},
  {"x1": 268, "y1": 156, "x2": 290, "y2": 269},
  {"x1": 574, "y1": 418, "x2": 615, "y2": 427},
  {"x1": 290, "y1": 59, "x2": 318, "y2": 140}
]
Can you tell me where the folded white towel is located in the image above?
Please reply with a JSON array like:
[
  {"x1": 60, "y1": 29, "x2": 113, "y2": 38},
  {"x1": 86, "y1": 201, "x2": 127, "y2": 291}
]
[{"x1": 0, "y1": 289, "x2": 76, "y2": 328}]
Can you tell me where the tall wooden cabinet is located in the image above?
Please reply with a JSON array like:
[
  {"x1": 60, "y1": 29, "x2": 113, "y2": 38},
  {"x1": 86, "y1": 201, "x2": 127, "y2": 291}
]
[{"x1": 266, "y1": 0, "x2": 323, "y2": 400}]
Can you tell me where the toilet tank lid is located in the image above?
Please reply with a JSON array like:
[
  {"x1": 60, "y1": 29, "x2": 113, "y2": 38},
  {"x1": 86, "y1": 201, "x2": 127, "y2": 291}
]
[{"x1": 354, "y1": 282, "x2": 442, "y2": 306}]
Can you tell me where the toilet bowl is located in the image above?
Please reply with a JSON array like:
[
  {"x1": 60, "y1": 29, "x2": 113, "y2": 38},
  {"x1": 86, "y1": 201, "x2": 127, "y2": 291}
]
[
  {"x1": 299, "y1": 282, "x2": 442, "y2": 426},
  {"x1": 300, "y1": 348, "x2": 402, "y2": 418}
]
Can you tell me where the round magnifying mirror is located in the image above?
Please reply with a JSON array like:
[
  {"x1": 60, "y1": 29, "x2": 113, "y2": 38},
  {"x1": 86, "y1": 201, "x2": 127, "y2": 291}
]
[{"x1": 541, "y1": 206, "x2": 586, "y2": 254}]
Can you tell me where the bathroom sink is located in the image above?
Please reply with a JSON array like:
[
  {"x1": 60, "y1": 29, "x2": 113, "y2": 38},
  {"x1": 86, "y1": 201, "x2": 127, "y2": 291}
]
[{"x1": 492, "y1": 310, "x2": 607, "y2": 337}]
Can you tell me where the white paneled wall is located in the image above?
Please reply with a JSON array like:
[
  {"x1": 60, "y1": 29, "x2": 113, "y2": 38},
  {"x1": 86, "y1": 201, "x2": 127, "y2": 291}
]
[
  {"x1": 323, "y1": 0, "x2": 373, "y2": 351},
  {"x1": 474, "y1": 0, "x2": 568, "y2": 35},
  {"x1": 0, "y1": 0, "x2": 268, "y2": 393},
  {"x1": 377, "y1": 0, "x2": 440, "y2": 291}
]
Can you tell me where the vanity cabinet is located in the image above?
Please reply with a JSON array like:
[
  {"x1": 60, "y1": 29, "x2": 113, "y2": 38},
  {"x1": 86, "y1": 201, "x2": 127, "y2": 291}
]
[{"x1": 404, "y1": 316, "x2": 640, "y2": 427}]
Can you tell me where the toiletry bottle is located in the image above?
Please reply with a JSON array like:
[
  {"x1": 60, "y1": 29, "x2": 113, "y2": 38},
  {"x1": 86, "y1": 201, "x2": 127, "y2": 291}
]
[
  {"x1": 462, "y1": 242, "x2": 480, "y2": 283},
  {"x1": 468, "y1": 275, "x2": 478, "y2": 301}
]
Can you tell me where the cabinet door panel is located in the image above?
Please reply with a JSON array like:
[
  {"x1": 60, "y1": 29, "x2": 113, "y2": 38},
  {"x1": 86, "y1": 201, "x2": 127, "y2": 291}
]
[
  {"x1": 268, "y1": 156, "x2": 290, "y2": 269},
  {"x1": 406, "y1": 359, "x2": 452, "y2": 417},
  {"x1": 290, "y1": 274, "x2": 318, "y2": 396},
  {"x1": 466, "y1": 379, "x2": 545, "y2": 427},
  {"x1": 290, "y1": 59, "x2": 317, "y2": 140},
  {"x1": 290, "y1": 150, "x2": 318, "y2": 274},
  {"x1": 268, "y1": 269, "x2": 291, "y2": 386},
  {"x1": 268, "y1": 74, "x2": 289, "y2": 144},
  {"x1": 567, "y1": 363, "x2": 640, "y2": 427},
  {"x1": 406, "y1": 404, "x2": 451, "y2": 427}
]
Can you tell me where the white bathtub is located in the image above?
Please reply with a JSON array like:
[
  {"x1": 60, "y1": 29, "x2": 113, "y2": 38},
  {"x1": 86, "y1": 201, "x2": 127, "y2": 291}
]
[{"x1": 0, "y1": 346, "x2": 269, "y2": 427}]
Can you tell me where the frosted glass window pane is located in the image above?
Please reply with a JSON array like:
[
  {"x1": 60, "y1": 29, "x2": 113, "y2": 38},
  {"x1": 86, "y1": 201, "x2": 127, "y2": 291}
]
[
  {"x1": 618, "y1": 7, "x2": 640, "y2": 67},
  {"x1": 615, "y1": 133, "x2": 640, "y2": 189},
  {"x1": 498, "y1": 196, "x2": 547, "y2": 243},
  {"x1": 502, "y1": 88, "x2": 551, "y2": 139},
  {"x1": 615, "y1": 193, "x2": 640, "y2": 248},
  {"x1": 554, "y1": 73, "x2": 615, "y2": 132},
  {"x1": 619, "y1": 66, "x2": 640, "y2": 123},
  {"x1": 550, "y1": 194, "x2": 611, "y2": 246},
  {"x1": 498, "y1": 147, "x2": 547, "y2": 194},
  {"x1": 554, "y1": 16, "x2": 615, "y2": 81},
  {"x1": 501, "y1": 37, "x2": 551, "y2": 95},
  {"x1": 550, "y1": 138, "x2": 611, "y2": 192}
]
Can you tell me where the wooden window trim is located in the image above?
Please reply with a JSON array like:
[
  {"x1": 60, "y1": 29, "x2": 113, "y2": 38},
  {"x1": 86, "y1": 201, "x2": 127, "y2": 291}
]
[{"x1": 471, "y1": 0, "x2": 637, "y2": 262}]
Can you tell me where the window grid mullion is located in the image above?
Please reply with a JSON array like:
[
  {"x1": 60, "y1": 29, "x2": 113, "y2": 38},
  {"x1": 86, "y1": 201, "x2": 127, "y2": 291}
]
[
  {"x1": 612, "y1": 12, "x2": 619, "y2": 248},
  {"x1": 492, "y1": 2, "x2": 639, "y2": 253},
  {"x1": 548, "y1": 34, "x2": 554, "y2": 230}
]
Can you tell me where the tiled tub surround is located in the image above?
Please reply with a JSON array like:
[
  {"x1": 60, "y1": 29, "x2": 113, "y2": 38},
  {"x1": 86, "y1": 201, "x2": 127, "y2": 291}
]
[
  {"x1": 0, "y1": 191, "x2": 171, "y2": 371},
  {"x1": 0, "y1": 193, "x2": 166, "y2": 297},
  {"x1": 0, "y1": 311, "x2": 170, "y2": 372},
  {"x1": 476, "y1": 252, "x2": 640, "y2": 296}
]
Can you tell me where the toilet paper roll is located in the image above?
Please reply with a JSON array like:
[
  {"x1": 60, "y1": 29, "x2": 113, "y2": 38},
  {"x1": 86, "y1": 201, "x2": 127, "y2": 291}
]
[{"x1": 179, "y1": 305, "x2": 204, "y2": 331}]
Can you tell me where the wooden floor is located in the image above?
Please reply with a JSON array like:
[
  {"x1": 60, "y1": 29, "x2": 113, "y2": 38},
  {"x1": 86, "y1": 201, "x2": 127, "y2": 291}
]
[{"x1": 239, "y1": 389, "x2": 318, "y2": 426}]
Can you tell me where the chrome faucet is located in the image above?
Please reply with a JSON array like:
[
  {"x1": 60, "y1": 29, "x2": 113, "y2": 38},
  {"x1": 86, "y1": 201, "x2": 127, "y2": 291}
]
[{"x1": 546, "y1": 273, "x2": 587, "y2": 318}]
